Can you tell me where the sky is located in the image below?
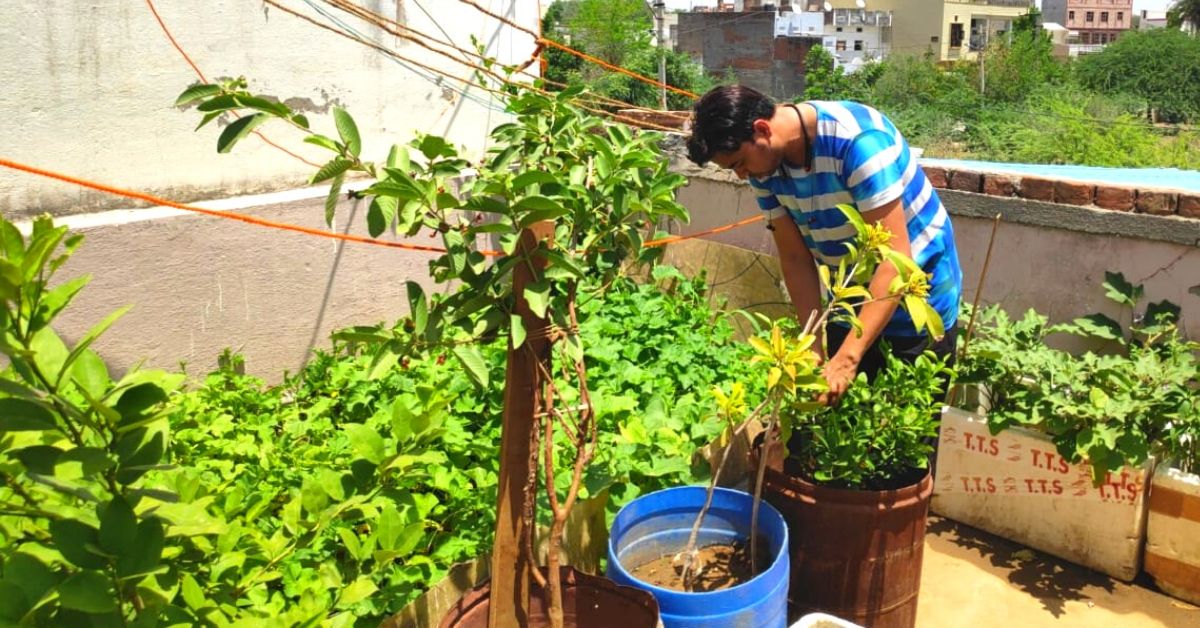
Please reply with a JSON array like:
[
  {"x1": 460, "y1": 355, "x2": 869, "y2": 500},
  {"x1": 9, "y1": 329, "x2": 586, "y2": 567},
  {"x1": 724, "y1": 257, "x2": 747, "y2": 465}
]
[{"x1": 663, "y1": 1, "x2": 1176, "y2": 15}]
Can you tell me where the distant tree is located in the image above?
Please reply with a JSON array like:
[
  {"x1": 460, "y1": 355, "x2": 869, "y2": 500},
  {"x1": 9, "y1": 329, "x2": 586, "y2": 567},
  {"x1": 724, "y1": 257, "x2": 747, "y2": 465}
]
[
  {"x1": 1075, "y1": 28, "x2": 1200, "y2": 122},
  {"x1": 1013, "y1": 7, "x2": 1042, "y2": 33},
  {"x1": 801, "y1": 45, "x2": 878, "y2": 102},
  {"x1": 1168, "y1": 0, "x2": 1200, "y2": 33},
  {"x1": 981, "y1": 27, "x2": 1066, "y2": 103},
  {"x1": 543, "y1": 1, "x2": 584, "y2": 85},
  {"x1": 569, "y1": 0, "x2": 653, "y2": 72}
]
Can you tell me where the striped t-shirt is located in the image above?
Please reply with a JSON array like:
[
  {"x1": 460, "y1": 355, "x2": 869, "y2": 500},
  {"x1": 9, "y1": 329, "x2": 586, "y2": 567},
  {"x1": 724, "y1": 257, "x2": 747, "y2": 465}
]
[{"x1": 750, "y1": 100, "x2": 961, "y2": 338}]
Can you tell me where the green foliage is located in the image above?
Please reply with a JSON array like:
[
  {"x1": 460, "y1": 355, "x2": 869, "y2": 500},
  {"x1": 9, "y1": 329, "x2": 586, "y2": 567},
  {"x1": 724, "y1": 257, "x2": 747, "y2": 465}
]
[
  {"x1": 980, "y1": 30, "x2": 1066, "y2": 104},
  {"x1": 801, "y1": 45, "x2": 878, "y2": 103},
  {"x1": 1075, "y1": 28, "x2": 1200, "y2": 123},
  {"x1": 957, "y1": 273, "x2": 1200, "y2": 483},
  {"x1": 542, "y1": 0, "x2": 715, "y2": 109},
  {"x1": 1, "y1": 210, "x2": 758, "y2": 624},
  {"x1": 790, "y1": 351, "x2": 952, "y2": 489}
]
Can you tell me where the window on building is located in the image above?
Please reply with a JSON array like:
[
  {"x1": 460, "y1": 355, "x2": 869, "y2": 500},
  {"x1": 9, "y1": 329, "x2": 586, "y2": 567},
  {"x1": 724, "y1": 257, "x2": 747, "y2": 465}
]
[
  {"x1": 930, "y1": 35, "x2": 939, "y2": 43},
  {"x1": 836, "y1": 26, "x2": 843, "y2": 32},
  {"x1": 856, "y1": 27, "x2": 863, "y2": 32},
  {"x1": 1101, "y1": 11, "x2": 1109, "y2": 23},
  {"x1": 835, "y1": 40, "x2": 846, "y2": 51},
  {"x1": 854, "y1": 40, "x2": 863, "y2": 51},
  {"x1": 1117, "y1": 11, "x2": 1124, "y2": 22},
  {"x1": 1086, "y1": 11, "x2": 1094, "y2": 22},
  {"x1": 1068, "y1": 10, "x2": 1075, "y2": 21},
  {"x1": 949, "y1": 23, "x2": 964, "y2": 47}
]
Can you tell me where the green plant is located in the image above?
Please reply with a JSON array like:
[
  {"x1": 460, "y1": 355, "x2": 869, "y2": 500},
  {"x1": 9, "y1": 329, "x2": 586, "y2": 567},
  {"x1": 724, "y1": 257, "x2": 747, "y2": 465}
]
[
  {"x1": 0, "y1": 217, "x2": 447, "y2": 625},
  {"x1": 180, "y1": 72, "x2": 690, "y2": 626},
  {"x1": 674, "y1": 206, "x2": 943, "y2": 586},
  {"x1": 957, "y1": 272, "x2": 1199, "y2": 483},
  {"x1": 788, "y1": 350, "x2": 951, "y2": 490}
]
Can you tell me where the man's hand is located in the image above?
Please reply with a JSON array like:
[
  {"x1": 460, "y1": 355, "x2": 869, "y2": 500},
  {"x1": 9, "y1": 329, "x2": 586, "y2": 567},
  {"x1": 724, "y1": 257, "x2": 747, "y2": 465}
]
[{"x1": 819, "y1": 351, "x2": 859, "y2": 406}]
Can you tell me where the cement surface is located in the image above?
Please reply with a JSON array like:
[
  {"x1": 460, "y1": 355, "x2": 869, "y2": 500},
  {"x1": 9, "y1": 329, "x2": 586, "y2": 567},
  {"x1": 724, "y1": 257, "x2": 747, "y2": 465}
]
[{"x1": 916, "y1": 517, "x2": 1199, "y2": 628}]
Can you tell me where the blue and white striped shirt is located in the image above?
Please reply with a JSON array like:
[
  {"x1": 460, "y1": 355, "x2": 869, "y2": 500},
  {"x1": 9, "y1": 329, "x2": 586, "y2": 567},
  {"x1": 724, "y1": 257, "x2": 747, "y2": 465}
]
[{"x1": 750, "y1": 101, "x2": 961, "y2": 337}]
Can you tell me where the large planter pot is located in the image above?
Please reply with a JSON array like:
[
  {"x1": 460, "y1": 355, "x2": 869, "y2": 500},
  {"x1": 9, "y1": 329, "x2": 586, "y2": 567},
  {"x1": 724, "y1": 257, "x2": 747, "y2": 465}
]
[
  {"x1": 761, "y1": 466, "x2": 932, "y2": 628},
  {"x1": 606, "y1": 486, "x2": 790, "y2": 627},
  {"x1": 1144, "y1": 464, "x2": 1200, "y2": 605},
  {"x1": 932, "y1": 407, "x2": 1153, "y2": 581},
  {"x1": 439, "y1": 567, "x2": 660, "y2": 628}
]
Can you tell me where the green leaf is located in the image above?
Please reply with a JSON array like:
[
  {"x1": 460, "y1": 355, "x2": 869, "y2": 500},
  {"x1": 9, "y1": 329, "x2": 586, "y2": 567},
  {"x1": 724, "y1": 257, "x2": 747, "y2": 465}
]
[
  {"x1": 387, "y1": 144, "x2": 410, "y2": 170},
  {"x1": 523, "y1": 280, "x2": 550, "y2": 319},
  {"x1": 418, "y1": 135, "x2": 454, "y2": 159},
  {"x1": 393, "y1": 522, "x2": 425, "y2": 557},
  {"x1": 333, "y1": 107, "x2": 362, "y2": 157},
  {"x1": 325, "y1": 172, "x2": 345, "y2": 227},
  {"x1": 367, "y1": 196, "x2": 398, "y2": 237},
  {"x1": 99, "y1": 496, "x2": 138, "y2": 555},
  {"x1": 452, "y1": 345, "x2": 489, "y2": 389},
  {"x1": 195, "y1": 93, "x2": 238, "y2": 113},
  {"x1": 49, "y1": 520, "x2": 106, "y2": 569},
  {"x1": 217, "y1": 113, "x2": 269, "y2": 154},
  {"x1": 304, "y1": 134, "x2": 341, "y2": 153},
  {"x1": 12, "y1": 445, "x2": 62, "y2": 474},
  {"x1": 310, "y1": 156, "x2": 352, "y2": 185},
  {"x1": 174, "y1": 83, "x2": 221, "y2": 107},
  {"x1": 344, "y1": 423, "x2": 386, "y2": 465},
  {"x1": 0, "y1": 398, "x2": 58, "y2": 431},
  {"x1": 510, "y1": 315, "x2": 526, "y2": 349},
  {"x1": 116, "y1": 518, "x2": 165, "y2": 579},
  {"x1": 32, "y1": 275, "x2": 89, "y2": 331},
  {"x1": 1102, "y1": 271, "x2": 1141, "y2": 306},
  {"x1": 231, "y1": 94, "x2": 291, "y2": 118},
  {"x1": 114, "y1": 382, "x2": 169, "y2": 425},
  {"x1": 59, "y1": 305, "x2": 131, "y2": 385},
  {"x1": 336, "y1": 577, "x2": 378, "y2": 609},
  {"x1": 57, "y1": 571, "x2": 116, "y2": 613},
  {"x1": 301, "y1": 476, "x2": 329, "y2": 513},
  {"x1": 376, "y1": 505, "x2": 403, "y2": 550},
  {"x1": 1089, "y1": 387, "x2": 1110, "y2": 409},
  {"x1": 70, "y1": 349, "x2": 110, "y2": 399},
  {"x1": 179, "y1": 573, "x2": 207, "y2": 611},
  {"x1": 406, "y1": 281, "x2": 428, "y2": 335},
  {"x1": 511, "y1": 171, "x2": 557, "y2": 190},
  {"x1": 2, "y1": 552, "x2": 58, "y2": 613},
  {"x1": 1073, "y1": 313, "x2": 1122, "y2": 340}
]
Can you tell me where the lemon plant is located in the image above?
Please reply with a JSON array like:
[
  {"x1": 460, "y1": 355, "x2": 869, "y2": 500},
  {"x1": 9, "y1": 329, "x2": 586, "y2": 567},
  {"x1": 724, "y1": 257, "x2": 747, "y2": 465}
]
[{"x1": 675, "y1": 206, "x2": 944, "y2": 587}]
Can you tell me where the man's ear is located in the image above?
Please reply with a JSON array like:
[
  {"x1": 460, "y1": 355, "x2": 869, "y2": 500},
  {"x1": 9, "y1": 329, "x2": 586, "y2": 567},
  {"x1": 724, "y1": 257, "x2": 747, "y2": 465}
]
[{"x1": 752, "y1": 118, "x2": 772, "y2": 140}]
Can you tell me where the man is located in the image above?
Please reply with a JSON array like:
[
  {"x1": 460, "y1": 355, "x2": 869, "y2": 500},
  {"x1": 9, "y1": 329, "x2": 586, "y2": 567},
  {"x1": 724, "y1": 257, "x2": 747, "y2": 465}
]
[{"x1": 685, "y1": 85, "x2": 962, "y2": 405}]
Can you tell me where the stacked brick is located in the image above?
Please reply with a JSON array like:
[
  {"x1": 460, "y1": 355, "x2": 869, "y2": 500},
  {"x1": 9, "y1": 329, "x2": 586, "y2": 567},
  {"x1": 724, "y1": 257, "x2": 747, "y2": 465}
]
[{"x1": 922, "y1": 166, "x2": 1200, "y2": 220}]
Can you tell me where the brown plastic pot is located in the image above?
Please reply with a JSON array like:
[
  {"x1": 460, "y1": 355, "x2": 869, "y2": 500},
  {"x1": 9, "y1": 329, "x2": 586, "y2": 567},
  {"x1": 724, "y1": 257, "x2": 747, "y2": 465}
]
[
  {"x1": 439, "y1": 567, "x2": 660, "y2": 628},
  {"x1": 761, "y1": 466, "x2": 933, "y2": 628}
]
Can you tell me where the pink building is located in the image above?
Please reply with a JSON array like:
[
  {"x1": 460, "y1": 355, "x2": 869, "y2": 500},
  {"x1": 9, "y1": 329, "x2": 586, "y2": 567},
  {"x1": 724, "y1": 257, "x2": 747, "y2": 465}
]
[{"x1": 1043, "y1": 0, "x2": 1133, "y2": 45}]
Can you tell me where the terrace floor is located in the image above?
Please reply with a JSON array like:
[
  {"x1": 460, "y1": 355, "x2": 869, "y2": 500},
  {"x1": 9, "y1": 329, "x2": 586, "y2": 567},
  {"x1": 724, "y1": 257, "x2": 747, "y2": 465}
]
[{"x1": 914, "y1": 516, "x2": 1198, "y2": 627}]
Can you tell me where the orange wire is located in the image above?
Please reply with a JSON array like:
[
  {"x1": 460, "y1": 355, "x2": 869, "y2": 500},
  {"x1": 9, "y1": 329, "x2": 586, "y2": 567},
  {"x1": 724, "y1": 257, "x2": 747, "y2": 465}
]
[
  {"x1": 2, "y1": 157, "x2": 759, "y2": 256},
  {"x1": 144, "y1": 0, "x2": 321, "y2": 168},
  {"x1": 0, "y1": 157, "x2": 485, "y2": 256}
]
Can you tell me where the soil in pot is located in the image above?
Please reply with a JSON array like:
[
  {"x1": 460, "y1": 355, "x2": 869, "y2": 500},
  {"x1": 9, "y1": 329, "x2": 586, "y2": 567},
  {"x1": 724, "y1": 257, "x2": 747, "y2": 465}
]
[{"x1": 627, "y1": 538, "x2": 770, "y2": 592}]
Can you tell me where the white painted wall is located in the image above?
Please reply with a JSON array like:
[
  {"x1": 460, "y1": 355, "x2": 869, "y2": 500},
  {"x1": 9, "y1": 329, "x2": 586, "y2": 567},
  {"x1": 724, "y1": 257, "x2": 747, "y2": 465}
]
[{"x1": 0, "y1": 0, "x2": 540, "y2": 217}]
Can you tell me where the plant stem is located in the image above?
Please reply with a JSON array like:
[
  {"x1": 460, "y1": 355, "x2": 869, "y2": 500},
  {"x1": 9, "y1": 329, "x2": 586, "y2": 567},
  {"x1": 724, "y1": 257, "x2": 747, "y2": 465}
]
[{"x1": 750, "y1": 402, "x2": 781, "y2": 574}]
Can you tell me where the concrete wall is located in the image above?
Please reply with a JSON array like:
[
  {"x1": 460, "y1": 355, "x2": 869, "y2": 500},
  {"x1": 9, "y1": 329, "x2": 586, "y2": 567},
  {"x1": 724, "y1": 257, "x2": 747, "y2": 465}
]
[
  {"x1": 19, "y1": 188, "x2": 435, "y2": 382},
  {"x1": 1, "y1": 0, "x2": 539, "y2": 217},
  {"x1": 676, "y1": 11, "x2": 813, "y2": 99}
]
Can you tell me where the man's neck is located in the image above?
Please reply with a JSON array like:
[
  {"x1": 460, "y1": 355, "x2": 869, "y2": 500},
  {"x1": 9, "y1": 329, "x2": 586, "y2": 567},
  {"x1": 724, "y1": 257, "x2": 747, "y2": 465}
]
[{"x1": 777, "y1": 103, "x2": 811, "y2": 171}]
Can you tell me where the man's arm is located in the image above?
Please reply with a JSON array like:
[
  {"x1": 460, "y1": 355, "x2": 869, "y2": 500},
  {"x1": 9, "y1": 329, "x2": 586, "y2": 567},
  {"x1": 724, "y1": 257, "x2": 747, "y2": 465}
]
[
  {"x1": 770, "y1": 214, "x2": 823, "y2": 351},
  {"x1": 819, "y1": 196, "x2": 908, "y2": 404}
]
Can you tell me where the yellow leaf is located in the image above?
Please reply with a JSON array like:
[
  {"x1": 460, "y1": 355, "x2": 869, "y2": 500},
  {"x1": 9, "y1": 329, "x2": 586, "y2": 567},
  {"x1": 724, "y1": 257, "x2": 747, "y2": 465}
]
[
  {"x1": 905, "y1": 295, "x2": 927, "y2": 333},
  {"x1": 768, "y1": 367, "x2": 782, "y2": 391},
  {"x1": 924, "y1": 302, "x2": 945, "y2": 340},
  {"x1": 749, "y1": 336, "x2": 771, "y2": 357},
  {"x1": 818, "y1": 265, "x2": 832, "y2": 290}
]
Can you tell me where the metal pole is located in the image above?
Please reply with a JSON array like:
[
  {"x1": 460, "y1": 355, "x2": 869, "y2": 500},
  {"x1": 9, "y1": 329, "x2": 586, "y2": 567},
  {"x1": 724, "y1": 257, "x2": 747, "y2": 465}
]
[{"x1": 654, "y1": 1, "x2": 667, "y2": 109}]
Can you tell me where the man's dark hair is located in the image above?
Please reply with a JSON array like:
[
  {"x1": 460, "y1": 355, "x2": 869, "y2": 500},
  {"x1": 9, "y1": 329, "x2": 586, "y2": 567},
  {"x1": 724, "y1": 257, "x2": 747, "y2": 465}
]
[{"x1": 686, "y1": 85, "x2": 776, "y2": 165}]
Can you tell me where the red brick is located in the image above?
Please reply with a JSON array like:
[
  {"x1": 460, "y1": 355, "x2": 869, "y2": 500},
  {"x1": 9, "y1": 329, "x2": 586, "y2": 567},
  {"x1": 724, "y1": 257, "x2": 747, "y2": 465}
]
[
  {"x1": 950, "y1": 170, "x2": 982, "y2": 193},
  {"x1": 923, "y1": 167, "x2": 949, "y2": 189},
  {"x1": 1018, "y1": 176, "x2": 1055, "y2": 202},
  {"x1": 982, "y1": 174, "x2": 1016, "y2": 197},
  {"x1": 1135, "y1": 190, "x2": 1178, "y2": 215},
  {"x1": 1054, "y1": 180, "x2": 1094, "y2": 206},
  {"x1": 1178, "y1": 194, "x2": 1200, "y2": 219},
  {"x1": 1094, "y1": 186, "x2": 1135, "y2": 211}
]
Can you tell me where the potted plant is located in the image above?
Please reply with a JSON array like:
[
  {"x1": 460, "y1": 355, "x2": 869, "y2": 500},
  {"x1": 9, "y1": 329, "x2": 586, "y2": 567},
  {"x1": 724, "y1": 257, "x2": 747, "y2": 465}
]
[
  {"x1": 179, "y1": 75, "x2": 690, "y2": 627},
  {"x1": 941, "y1": 273, "x2": 1194, "y2": 582},
  {"x1": 604, "y1": 206, "x2": 944, "y2": 628}
]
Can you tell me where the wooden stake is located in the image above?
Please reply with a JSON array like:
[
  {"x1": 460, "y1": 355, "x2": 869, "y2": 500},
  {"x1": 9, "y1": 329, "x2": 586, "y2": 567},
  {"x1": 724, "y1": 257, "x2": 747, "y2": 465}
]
[
  {"x1": 489, "y1": 222, "x2": 554, "y2": 628},
  {"x1": 948, "y1": 212, "x2": 1002, "y2": 408}
]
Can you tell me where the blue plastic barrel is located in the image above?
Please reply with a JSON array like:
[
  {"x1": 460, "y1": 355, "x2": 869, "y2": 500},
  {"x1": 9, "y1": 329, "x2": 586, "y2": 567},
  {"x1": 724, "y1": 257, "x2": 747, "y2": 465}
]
[{"x1": 606, "y1": 486, "x2": 789, "y2": 628}]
